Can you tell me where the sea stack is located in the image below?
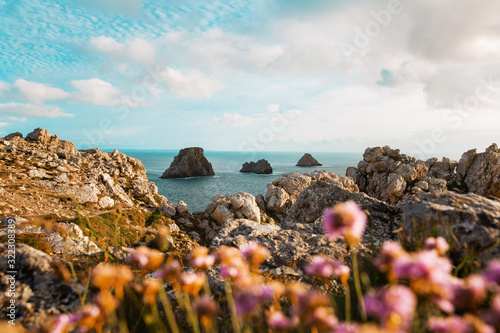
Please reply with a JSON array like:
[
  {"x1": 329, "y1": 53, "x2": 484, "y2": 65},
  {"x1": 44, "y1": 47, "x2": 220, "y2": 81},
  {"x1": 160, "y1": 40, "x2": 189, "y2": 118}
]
[
  {"x1": 296, "y1": 153, "x2": 322, "y2": 167},
  {"x1": 161, "y1": 147, "x2": 215, "y2": 179},
  {"x1": 240, "y1": 159, "x2": 273, "y2": 174}
]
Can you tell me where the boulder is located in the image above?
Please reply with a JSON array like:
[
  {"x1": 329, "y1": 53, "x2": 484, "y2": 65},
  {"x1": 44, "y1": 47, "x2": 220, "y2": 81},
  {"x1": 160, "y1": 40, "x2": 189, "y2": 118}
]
[
  {"x1": 205, "y1": 192, "x2": 261, "y2": 224},
  {"x1": 161, "y1": 147, "x2": 215, "y2": 179},
  {"x1": 26, "y1": 128, "x2": 52, "y2": 144},
  {"x1": 98, "y1": 196, "x2": 115, "y2": 209},
  {"x1": 239, "y1": 159, "x2": 273, "y2": 174},
  {"x1": 284, "y1": 181, "x2": 399, "y2": 245},
  {"x1": 401, "y1": 192, "x2": 500, "y2": 265},
  {"x1": 296, "y1": 153, "x2": 322, "y2": 167},
  {"x1": 177, "y1": 200, "x2": 189, "y2": 214},
  {"x1": 265, "y1": 171, "x2": 359, "y2": 219},
  {"x1": 4, "y1": 132, "x2": 22, "y2": 140},
  {"x1": 0, "y1": 243, "x2": 81, "y2": 328},
  {"x1": 459, "y1": 144, "x2": 500, "y2": 198}
]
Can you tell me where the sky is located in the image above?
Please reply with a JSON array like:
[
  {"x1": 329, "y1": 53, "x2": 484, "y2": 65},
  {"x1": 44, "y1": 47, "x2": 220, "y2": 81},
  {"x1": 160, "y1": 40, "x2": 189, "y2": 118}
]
[{"x1": 0, "y1": 0, "x2": 499, "y2": 158}]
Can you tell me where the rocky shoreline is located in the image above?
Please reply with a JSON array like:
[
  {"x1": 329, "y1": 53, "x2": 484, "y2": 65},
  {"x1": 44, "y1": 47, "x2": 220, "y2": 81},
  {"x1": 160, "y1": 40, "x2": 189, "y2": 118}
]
[{"x1": 1, "y1": 128, "x2": 499, "y2": 329}]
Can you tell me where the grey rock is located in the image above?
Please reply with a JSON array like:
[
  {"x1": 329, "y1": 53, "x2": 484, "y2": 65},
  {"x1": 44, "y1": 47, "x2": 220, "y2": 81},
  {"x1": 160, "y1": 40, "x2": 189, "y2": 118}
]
[
  {"x1": 402, "y1": 192, "x2": 500, "y2": 265},
  {"x1": 240, "y1": 159, "x2": 273, "y2": 174}
]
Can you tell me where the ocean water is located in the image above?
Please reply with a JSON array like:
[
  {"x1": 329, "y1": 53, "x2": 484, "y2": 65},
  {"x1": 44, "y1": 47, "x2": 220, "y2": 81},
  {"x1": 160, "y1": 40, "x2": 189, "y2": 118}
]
[{"x1": 118, "y1": 150, "x2": 362, "y2": 212}]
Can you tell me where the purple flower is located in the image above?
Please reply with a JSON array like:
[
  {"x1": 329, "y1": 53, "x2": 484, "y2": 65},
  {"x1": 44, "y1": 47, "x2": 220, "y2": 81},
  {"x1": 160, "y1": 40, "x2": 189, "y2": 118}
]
[
  {"x1": 333, "y1": 322, "x2": 359, "y2": 333},
  {"x1": 374, "y1": 241, "x2": 406, "y2": 272},
  {"x1": 153, "y1": 259, "x2": 181, "y2": 282},
  {"x1": 425, "y1": 237, "x2": 450, "y2": 256},
  {"x1": 235, "y1": 285, "x2": 273, "y2": 317},
  {"x1": 483, "y1": 294, "x2": 500, "y2": 330},
  {"x1": 428, "y1": 316, "x2": 472, "y2": 333},
  {"x1": 267, "y1": 312, "x2": 298, "y2": 332},
  {"x1": 323, "y1": 201, "x2": 367, "y2": 245},
  {"x1": 364, "y1": 285, "x2": 417, "y2": 330},
  {"x1": 240, "y1": 241, "x2": 270, "y2": 268},
  {"x1": 305, "y1": 255, "x2": 350, "y2": 281},
  {"x1": 393, "y1": 249, "x2": 452, "y2": 285},
  {"x1": 483, "y1": 260, "x2": 500, "y2": 286}
]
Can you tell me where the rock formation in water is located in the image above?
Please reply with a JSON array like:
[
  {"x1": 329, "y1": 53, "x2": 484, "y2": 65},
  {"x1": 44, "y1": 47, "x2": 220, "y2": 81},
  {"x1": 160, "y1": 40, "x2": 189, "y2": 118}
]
[
  {"x1": 239, "y1": 159, "x2": 273, "y2": 174},
  {"x1": 160, "y1": 147, "x2": 215, "y2": 179},
  {"x1": 296, "y1": 153, "x2": 322, "y2": 167}
]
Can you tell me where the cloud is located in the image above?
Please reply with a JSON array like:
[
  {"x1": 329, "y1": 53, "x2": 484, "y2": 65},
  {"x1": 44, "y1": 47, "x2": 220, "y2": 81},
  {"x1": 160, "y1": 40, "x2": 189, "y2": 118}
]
[
  {"x1": 0, "y1": 122, "x2": 8, "y2": 127},
  {"x1": 267, "y1": 104, "x2": 280, "y2": 113},
  {"x1": 220, "y1": 112, "x2": 252, "y2": 127},
  {"x1": 90, "y1": 36, "x2": 156, "y2": 65},
  {"x1": 0, "y1": 81, "x2": 10, "y2": 96},
  {"x1": 161, "y1": 67, "x2": 224, "y2": 99},
  {"x1": 0, "y1": 102, "x2": 73, "y2": 118},
  {"x1": 14, "y1": 79, "x2": 69, "y2": 104},
  {"x1": 71, "y1": 78, "x2": 122, "y2": 106}
]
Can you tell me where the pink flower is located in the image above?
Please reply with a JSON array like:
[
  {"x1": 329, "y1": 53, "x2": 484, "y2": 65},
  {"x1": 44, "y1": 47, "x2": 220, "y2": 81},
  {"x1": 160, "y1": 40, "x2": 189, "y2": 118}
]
[
  {"x1": 267, "y1": 312, "x2": 298, "y2": 332},
  {"x1": 374, "y1": 241, "x2": 407, "y2": 272},
  {"x1": 234, "y1": 285, "x2": 273, "y2": 317},
  {"x1": 333, "y1": 322, "x2": 359, "y2": 333},
  {"x1": 393, "y1": 249, "x2": 452, "y2": 285},
  {"x1": 240, "y1": 241, "x2": 270, "y2": 268},
  {"x1": 323, "y1": 201, "x2": 367, "y2": 245},
  {"x1": 483, "y1": 294, "x2": 500, "y2": 330},
  {"x1": 153, "y1": 259, "x2": 181, "y2": 282},
  {"x1": 425, "y1": 237, "x2": 450, "y2": 256},
  {"x1": 364, "y1": 285, "x2": 417, "y2": 330},
  {"x1": 483, "y1": 260, "x2": 500, "y2": 286},
  {"x1": 305, "y1": 256, "x2": 349, "y2": 281},
  {"x1": 428, "y1": 316, "x2": 472, "y2": 333},
  {"x1": 188, "y1": 246, "x2": 216, "y2": 270}
]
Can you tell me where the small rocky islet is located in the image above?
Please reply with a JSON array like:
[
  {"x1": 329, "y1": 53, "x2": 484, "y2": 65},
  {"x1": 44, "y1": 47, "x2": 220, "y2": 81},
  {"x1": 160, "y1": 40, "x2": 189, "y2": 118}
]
[
  {"x1": 239, "y1": 159, "x2": 273, "y2": 174},
  {"x1": 296, "y1": 153, "x2": 322, "y2": 167},
  {"x1": 1, "y1": 128, "x2": 500, "y2": 329}
]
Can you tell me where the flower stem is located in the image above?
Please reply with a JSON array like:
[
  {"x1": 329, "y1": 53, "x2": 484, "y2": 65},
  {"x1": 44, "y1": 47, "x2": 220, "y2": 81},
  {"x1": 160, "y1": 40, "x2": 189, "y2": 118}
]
[
  {"x1": 352, "y1": 250, "x2": 367, "y2": 321},
  {"x1": 184, "y1": 293, "x2": 201, "y2": 333},
  {"x1": 159, "y1": 286, "x2": 180, "y2": 333},
  {"x1": 344, "y1": 282, "x2": 351, "y2": 322},
  {"x1": 225, "y1": 280, "x2": 241, "y2": 333}
]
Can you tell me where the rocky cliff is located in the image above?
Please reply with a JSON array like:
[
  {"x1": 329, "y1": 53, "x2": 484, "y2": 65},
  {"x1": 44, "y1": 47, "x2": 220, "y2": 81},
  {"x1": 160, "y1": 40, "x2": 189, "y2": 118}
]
[{"x1": 160, "y1": 147, "x2": 215, "y2": 179}]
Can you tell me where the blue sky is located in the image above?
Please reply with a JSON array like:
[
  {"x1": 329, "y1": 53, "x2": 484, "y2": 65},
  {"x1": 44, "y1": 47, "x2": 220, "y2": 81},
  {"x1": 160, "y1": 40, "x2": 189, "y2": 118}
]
[{"x1": 0, "y1": 0, "x2": 499, "y2": 157}]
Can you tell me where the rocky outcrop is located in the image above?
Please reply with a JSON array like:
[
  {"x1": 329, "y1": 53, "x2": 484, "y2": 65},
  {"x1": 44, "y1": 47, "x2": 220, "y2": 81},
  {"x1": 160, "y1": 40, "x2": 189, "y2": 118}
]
[
  {"x1": 296, "y1": 153, "x2": 322, "y2": 167},
  {"x1": 0, "y1": 243, "x2": 82, "y2": 328},
  {"x1": 346, "y1": 146, "x2": 448, "y2": 204},
  {"x1": 239, "y1": 159, "x2": 273, "y2": 174},
  {"x1": 161, "y1": 147, "x2": 215, "y2": 179},
  {"x1": 265, "y1": 170, "x2": 359, "y2": 219},
  {"x1": 347, "y1": 144, "x2": 500, "y2": 204},
  {"x1": 284, "y1": 181, "x2": 399, "y2": 244},
  {"x1": 210, "y1": 219, "x2": 349, "y2": 277},
  {"x1": 401, "y1": 192, "x2": 500, "y2": 265},
  {"x1": 0, "y1": 128, "x2": 164, "y2": 219},
  {"x1": 456, "y1": 143, "x2": 500, "y2": 197}
]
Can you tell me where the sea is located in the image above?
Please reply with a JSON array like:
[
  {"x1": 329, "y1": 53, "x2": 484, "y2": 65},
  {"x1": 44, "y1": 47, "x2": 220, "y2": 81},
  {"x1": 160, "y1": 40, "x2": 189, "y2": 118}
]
[{"x1": 115, "y1": 150, "x2": 362, "y2": 212}]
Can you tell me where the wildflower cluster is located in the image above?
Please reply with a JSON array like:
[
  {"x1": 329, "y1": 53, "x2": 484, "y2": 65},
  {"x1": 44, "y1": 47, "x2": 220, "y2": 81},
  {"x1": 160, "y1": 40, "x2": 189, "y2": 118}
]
[{"x1": 49, "y1": 201, "x2": 500, "y2": 333}]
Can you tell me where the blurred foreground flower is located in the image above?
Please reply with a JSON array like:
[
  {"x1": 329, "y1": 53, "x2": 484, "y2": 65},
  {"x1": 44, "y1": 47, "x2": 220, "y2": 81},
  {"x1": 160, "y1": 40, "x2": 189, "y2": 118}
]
[
  {"x1": 267, "y1": 311, "x2": 298, "y2": 332},
  {"x1": 364, "y1": 285, "x2": 416, "y2": 330},
  {"x1": 425, "y1": 236, "x2": 450, "y2": 256},
  {"x1": 305, "y1": 255, "x2": 350, "y2": 285},
  {"x1": 154, "y1": 258, "x2": 182, "y2": 283},
  {"x1": 324, "y1": 200, "x2": 367, "y2": 246},
  {"x1": 193, "y1": 296, "x2": 219, "y2": 328},
  {"x1": 240, "y1": 241, "x2": 270, "y2": 269},
  {"x1": 188, "y1": 246, "x2": 216, "y2": 270},
  {"x1": 127, "y1": 246, "x2": 164, "y2": 271}
]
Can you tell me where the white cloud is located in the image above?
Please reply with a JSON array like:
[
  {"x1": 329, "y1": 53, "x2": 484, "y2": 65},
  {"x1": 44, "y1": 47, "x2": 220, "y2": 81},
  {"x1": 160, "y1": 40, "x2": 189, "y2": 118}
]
[
  {"x1": 14, "y1": 79, "x2": 69, "y2": 104},
  {"x1": 90, "y1": 36, "x2": 156, "y2": 65},
  {"x1": 0, "y1": 122, "x2": 8, "y2": 127},
  {"x1": 71, "y1": 78, "x2": 122, "y2": 106},
  {"x1": 220, "y1": 112, "x2": 252, "y2": 127},
  {"x1": 161, "y1": 67, "x2": 224, "y2": 99},
  {"x1": 0, "y1": 102, "x2": 73, "y2": 118},
  {"x1": 0, "y1": 81, "x2": 9, "y2": 96},
  {"x1": 267, "y1": 104, "x2": 280, "y2": 113}
]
